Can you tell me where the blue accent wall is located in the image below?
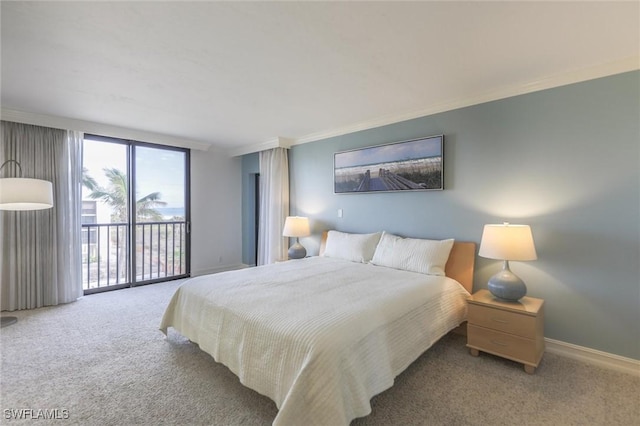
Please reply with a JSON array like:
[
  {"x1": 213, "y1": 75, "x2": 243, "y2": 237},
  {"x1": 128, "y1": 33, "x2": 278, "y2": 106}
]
[{"x1": 245, "y1": 71, "x2": 640, "y2": 359}]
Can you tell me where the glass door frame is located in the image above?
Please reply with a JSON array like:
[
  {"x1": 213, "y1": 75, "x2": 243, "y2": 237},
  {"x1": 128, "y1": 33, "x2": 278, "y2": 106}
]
[
  {"x1": 131, "y1": 141, "x2": 191, "y2": 287},
  {"x1": 82, "y1": 135, "x2": 191, "y2": 294}
]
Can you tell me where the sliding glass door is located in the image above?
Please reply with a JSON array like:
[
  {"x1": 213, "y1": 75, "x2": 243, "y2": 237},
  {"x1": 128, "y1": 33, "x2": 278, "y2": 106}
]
[
  {"x1": 81, "y1": 138, "x2": 130, "y2": 292},
  {"x1": 81, "y1": 136, "x2": 190, "y2": 293},
  {"x1": 134, "y1": 144, "x2": 189, "y2": 284}
]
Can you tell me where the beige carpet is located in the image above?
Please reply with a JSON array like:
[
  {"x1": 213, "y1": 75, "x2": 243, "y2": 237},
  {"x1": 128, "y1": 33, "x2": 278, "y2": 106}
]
[{"x1": 1, "y1": 279, "x2": 638, "y2": 425}]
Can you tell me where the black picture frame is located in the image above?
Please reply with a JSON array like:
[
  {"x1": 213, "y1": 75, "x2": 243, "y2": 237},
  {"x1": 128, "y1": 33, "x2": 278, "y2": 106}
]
[{"x1": 334, "y1": 135, "x2": 444, "y2": 194}]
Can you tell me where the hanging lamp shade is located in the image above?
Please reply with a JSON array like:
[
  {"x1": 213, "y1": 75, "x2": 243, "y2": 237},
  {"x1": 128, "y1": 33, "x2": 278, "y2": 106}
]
[
  {"x1": 0, "y1": 178, "x2": 53, "y2": 210},
  {"x1": 0, "y1": 160, "x2": 54, "y2": 211}
]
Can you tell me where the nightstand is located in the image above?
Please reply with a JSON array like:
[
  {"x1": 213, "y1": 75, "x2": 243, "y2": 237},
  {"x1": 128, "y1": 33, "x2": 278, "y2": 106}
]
[{"x1": 467, "y1": 289, "x2": 544, "y2": 374}]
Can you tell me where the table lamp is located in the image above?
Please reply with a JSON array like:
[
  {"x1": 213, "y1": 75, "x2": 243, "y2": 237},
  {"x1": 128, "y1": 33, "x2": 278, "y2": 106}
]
[
  {"x1": 283, "y1": 216, "x2": 310, "y2": 259},
  {"x1": 478, "y1": 222, "x2": 537, "y2": 302}
]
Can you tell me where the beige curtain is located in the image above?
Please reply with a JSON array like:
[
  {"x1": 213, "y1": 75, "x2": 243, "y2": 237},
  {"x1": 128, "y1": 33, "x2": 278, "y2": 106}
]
[
  {"x1": 0, "y1": 121, "x2": 84, "y2": 311},
  {"x1": 257, "y1": 147, "x2": 289, "y2": 265}
]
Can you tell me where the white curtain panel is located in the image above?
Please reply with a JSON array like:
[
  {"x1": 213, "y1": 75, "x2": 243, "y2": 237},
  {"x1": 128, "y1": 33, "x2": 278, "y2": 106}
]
[
  {"x1": 257, "y1": 147, "x2": 289, "y2": 265},
  {"x1": 0, "y1": 122, "x2": 84, "y2": 311}
]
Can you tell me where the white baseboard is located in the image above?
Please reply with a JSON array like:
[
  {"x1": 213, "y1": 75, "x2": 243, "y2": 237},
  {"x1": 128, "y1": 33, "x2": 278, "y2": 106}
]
[
  {"x1": 545, "y1": 338, "x2": 640, "y2": 377},
  {"x1": 191, "y1": 263, "x2": 249, "y2": 277}
]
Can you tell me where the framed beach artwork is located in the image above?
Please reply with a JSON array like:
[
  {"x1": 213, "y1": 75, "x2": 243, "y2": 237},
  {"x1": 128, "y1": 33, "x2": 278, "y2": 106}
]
[{"x1": 334, "y1": 135, "x2": 444, "y2": 194}]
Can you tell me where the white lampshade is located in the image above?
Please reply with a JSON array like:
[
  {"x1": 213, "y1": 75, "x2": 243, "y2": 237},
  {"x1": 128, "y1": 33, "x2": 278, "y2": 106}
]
[
  {"x1": 282, "y1": 216, "x2": 310, "y2": 238},
  {"x1": 0, "y1": 177, "x2": 54, "y2": 210},
  {"x1": 479, "y1": 223, "x2": 537, "y2": 261}
]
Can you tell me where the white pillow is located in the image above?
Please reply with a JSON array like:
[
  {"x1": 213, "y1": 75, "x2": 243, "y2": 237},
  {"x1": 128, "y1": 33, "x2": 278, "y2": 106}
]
[
  {"x1": 371, "y1": 232, "x2": 454, "y2": 276},
  {"x1": 323, "y1": 231, "x2": 382, "y2": 263}
]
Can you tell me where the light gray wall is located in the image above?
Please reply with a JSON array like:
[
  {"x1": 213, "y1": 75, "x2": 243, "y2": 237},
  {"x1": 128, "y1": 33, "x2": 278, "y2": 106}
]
[
  {"x1": 190, "y1": 149, "x2": 243, "y2": 275},
  {"x1": 286, "y1": 71, "x2": 639, "y2": 360}
]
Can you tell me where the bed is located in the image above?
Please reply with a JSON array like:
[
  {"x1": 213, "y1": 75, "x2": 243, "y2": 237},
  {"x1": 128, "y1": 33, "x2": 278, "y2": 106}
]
[{"x1": 160, "y1": 231, "x2": 476, "y2": 425}]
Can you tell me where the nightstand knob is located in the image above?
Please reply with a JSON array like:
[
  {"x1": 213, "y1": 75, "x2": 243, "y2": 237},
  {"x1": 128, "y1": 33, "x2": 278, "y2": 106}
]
[{"x1": 491, "y1": 317, "x2": 509, "y2": 324}]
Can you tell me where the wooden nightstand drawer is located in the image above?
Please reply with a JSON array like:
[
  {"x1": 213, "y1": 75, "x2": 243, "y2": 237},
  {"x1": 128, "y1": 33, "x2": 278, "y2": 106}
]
[
  {"x1": 467, "y1": 290, "x2": 545, "y2": 373},
  {"x1": 467, "y1": 324, "x2": 541, "y2": 365},
  {"x1": 468, "y1": 304, "x2": 537, "y2": 338}
]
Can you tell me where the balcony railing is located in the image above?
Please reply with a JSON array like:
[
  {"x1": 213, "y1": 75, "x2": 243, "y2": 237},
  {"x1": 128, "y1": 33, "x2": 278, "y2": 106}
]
[{"x1": 82, "y1": 221, "x2": 187, "y2": 291}]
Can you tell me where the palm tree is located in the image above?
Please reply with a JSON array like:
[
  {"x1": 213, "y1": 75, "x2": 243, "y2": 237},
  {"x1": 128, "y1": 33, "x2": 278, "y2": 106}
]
[
  {"x1": 81, "y1": 167, "x2": 170, "y2": 283},
  {"x1": 135, "y1": 192, "x2": 166, "y2": 222},
  {"x1": 83, "y1": 167, "x2": 166, "y2": 222},
  {"x1": 82, "y1": 167, "x2": 99, "y2": 193}
]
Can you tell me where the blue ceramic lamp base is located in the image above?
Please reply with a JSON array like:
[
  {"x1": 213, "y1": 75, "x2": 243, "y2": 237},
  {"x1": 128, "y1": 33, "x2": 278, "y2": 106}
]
[
  {"x1": 288, "y1": 240, "x2": 307, "y2": 260},
  {"x1": 488, "y1": 260, "x2": 527, "y2": 302}
]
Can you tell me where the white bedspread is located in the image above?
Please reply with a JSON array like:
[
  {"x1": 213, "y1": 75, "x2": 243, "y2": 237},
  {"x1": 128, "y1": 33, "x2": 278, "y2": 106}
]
[{"x1": 160, "y1": 256, "x2": 469, "y2": 425}]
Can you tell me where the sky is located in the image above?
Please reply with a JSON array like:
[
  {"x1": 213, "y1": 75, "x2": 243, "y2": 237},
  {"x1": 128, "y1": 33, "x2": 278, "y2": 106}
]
[
  {"x1": 83, "y1": 139, "x2": 186, "y2": 209},
  {"x1": 334, "y1": 135, "x2": 443, "y2": 169}
]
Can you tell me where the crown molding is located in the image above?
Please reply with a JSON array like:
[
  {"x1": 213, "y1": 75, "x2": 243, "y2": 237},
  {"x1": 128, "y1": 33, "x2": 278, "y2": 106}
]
[
  {"x1": 0, "y1": 108, "x2": 213, "y2": 151},
  {"x1": 228, "y1": 136, "x2": 294, "y2": 157},
  {"x1": 290, "y1": 56, "x2": 639, "y2": 147},
  {"x1": 3, "y1": 56, "x2": 637, "y2": 156}
]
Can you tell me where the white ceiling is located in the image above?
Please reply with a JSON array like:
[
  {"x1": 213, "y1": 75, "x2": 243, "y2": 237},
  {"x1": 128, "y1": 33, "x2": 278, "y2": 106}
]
[{"x1": 2, "y1": 1, "x2": 638, "y2": 155}]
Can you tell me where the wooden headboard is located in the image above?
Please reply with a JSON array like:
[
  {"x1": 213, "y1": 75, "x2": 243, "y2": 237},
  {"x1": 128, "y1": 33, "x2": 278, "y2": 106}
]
[{"x1": 319, "y1": 231, "x2": 476, "y2": 294}]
